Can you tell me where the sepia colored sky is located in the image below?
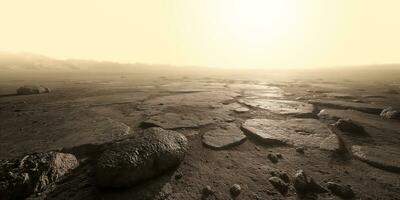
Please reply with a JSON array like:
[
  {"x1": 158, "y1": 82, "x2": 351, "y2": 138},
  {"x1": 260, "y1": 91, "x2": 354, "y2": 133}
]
[{"x1": 1, "y1": 0, "x2": 399, "y2": 68}]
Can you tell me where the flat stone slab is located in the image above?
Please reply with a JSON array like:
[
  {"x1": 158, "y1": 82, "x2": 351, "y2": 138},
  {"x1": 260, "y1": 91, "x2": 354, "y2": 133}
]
[
  {"x1": 160, "y1": 82, "x2": 227, "y2": 93},
  {"x1": 239, "y1": 99, "x2": 314, "y2": 117},
  {"x1": 139, "y1": 91, "x2": 239, "y2": 110},
  {"x1": 241, "y1": 119, "x2": 340, "y2": 151},
  {"x1": 309, "y1": 100, "x2": 383, "y2": 114},
  {"x1": 234, "y1": 107, "x2": 250, "y2": 113},
  {"x1": 326, "y1": 93, "x2": 356, "y2": 99},
  {"x1": 142, "y1": 112, "x2": 214, "y2": 129},
  {"x1": 242, "y1": 86, "x2": 284, "y2": 99},
  {"x1": 352, "y1": 145, "x2": 400, "y2": 173},
  {"x1": 202, "y1": 123, "x2": 247, "y2": 149},
  {"x1": 318, "y1": 109, "x2": 400, "y2": 145}
]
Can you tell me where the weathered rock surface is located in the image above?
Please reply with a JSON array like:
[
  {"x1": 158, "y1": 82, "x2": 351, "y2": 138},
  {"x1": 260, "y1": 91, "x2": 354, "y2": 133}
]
[
  {"x1": 238, "y1": 99, "x2": 314, "y2": 117},
  {"x1": 352, "y1": 145, "x2": 400, "y2": 173},
  {"x1": 202, "y1": 123, "x2": 246, "y2": 149},
  {"x1": 17, "y1": 85, "x2": 50, "y2": 95},
  {"x1": 309, "y1": 100, "x2": 383, "y2": 114},
  {"x1": 242, "y1": 119, "x2": 340, "y2": 151},
  {"x1": 0, "y1": 152, "x2": 78, "y2": 200},
  {"x1": 142, "y1": 112, "x2": 214, "y2": 129},
  {"x1": 326, "y1": 182, "x2": 355, "y2": 199},
  {"x1": 95, "y1": 127, "x2": 188, "y2": 188},
  {"x1": 380, "y1": 107, "x2": 400, "y2": 120}
]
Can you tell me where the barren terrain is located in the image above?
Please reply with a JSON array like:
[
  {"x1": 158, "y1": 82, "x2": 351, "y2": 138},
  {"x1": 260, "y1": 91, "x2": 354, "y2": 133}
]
[{"x1": 1, "y1": 72, "x2": 400, "y2": 200}]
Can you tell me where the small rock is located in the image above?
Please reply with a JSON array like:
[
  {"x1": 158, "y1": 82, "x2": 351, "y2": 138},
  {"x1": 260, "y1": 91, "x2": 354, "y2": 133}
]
[
  {"x1": 279, "y1": 173, "x2": 291, "y2": 183},
  {"x1": 270, "y1": 171, "x2": 290, "y2": 183},
  {"x1": 326, "y1": 182, "x2": 355, "y2": 199},
  {"x1": 293, "y1": 170, "x2": 308, "y2": 193},
  {"x1": 293, "y1": 170, "x2": 327, "y2": 194},
  {"x1": 269, "y1": 177, "x2": 289, "y2": 195},
  {"x1": 334, "y1": 119, "x2": 366, "y2": 134},
  {"x1": 267, "y1": 154, "x2": 279, "y2": 164},
  {"x1": 276, "y1": 153, "x2": 283, "y2": 159},
  {"x1": 202, "y1": 185, "x2": 214, "y2": 196},
  {"x1": 308, "y1": 178, "x2": 328, "y2": 193},
  {"x1": 296, "y1": 147, "x2": 305, "y2": 154},
  {"x1": 230, "y1": 184, "x2": 241, "y2": 197},
  {"x1": 175, "y1": 172, "x2": 183, "y2": 180},
  {"x1": 380, "y1": 107, "x2": 400, "y2": 120}
]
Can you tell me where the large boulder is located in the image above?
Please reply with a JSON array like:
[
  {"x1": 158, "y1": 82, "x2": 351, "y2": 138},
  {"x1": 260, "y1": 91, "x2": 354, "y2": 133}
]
[
  {"x1": 0, "y1": 152, "x2": 78, "y2": 200},
  {"x1": 95, "y1": 127, "x2": 188, "y2": 188},
  {"x1": 16, "y1": 85, "x2": 50, "y2": 95}
]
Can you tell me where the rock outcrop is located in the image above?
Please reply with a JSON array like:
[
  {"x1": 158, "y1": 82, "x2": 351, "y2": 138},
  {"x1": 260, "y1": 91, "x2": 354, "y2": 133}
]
[{"x1": 0, "y1": 152, "x2": 78, "y2": 200}]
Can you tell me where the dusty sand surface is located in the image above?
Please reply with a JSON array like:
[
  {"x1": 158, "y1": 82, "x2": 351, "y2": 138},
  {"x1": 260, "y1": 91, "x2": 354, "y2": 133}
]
[{"x1": 1, "y1": 74, "x2": 400, "y2": 200}]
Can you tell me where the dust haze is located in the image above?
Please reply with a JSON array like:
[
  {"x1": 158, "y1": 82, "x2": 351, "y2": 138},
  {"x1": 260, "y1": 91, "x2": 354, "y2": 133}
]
[{"x1": 1, "y1": 1, "x2": 400, "y2": 200}]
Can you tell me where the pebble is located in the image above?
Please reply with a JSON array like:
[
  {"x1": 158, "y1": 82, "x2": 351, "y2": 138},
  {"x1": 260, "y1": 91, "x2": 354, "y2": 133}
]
[
  {"x1": 296, "y1": 147, "x2": 305, "y2": 154},
  {"x1": 202, "y1": 185, "x2": 214, "y2": 196},
  {"x1": 230, "y1": 184, "x2": 241, "y2": 197},
  {"x1": 267, "y1": 154, "x2": 279, "y2": 164}
]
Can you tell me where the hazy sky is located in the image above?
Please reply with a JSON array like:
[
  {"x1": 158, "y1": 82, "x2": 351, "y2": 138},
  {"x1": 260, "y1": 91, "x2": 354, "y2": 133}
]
[{"x1": 1, "y1": 0, "x2": 399, "y2": 68}]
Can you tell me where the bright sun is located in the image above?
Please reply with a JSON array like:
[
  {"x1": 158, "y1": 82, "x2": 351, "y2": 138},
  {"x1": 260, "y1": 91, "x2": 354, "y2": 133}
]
[{"x1": 216, "y1": 0, "x2": 302, "y2": 46}]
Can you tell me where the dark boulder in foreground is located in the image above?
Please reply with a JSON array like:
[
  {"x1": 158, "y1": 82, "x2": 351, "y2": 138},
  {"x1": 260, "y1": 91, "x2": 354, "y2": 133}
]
[
  {"x1": 380, "y1": 107, "x2": 400, "y2": 120},
  {"x1": 17, "y1": 85, "x2": 50, "y2": 95},
  {"x1": 0, "y1": 152, "x2": 78, "y2": 200},
  {"x1": 95, "y1": 127, "x2": 188, "y2": 188}
]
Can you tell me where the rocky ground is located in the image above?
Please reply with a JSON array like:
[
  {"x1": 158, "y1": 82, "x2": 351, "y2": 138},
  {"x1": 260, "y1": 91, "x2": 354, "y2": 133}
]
[{"x1": 0, "y1": 75, "x2": 399, "y2": 200}]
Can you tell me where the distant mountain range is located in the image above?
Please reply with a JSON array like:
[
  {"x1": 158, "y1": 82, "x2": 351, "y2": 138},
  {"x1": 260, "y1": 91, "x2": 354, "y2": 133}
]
[
  {"x1": 0, "y1": 52, "x2": 195, "y2": 74},
  {"x1": 0, "y1": 52, "x2": 399, "y2": 73}
]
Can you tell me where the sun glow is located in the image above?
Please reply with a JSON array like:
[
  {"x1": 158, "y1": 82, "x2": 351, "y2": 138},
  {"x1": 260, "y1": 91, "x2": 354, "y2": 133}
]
[
  {"x1": 215, "y1": 0, "x2": 303, "y2": 47},
  {"x1": 1, "y1": 0, "x2": 400, "y2": 68}
]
